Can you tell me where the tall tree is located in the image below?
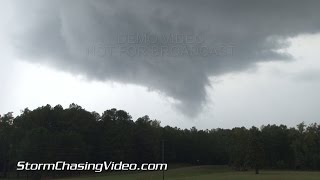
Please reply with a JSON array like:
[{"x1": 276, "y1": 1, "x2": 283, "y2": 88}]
[{"x1": 248, "y1": 126, "x2": 264, "y2": 174}]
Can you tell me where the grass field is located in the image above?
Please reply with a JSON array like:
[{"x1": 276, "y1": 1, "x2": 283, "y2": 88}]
[{"x1": 59, "y1": 165, "x2": 320, "y2": 180}]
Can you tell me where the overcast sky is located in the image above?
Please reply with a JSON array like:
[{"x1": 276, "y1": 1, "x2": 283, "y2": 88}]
[{"x1": 1, "y1": 0, "x2": 320, "y2": 129}]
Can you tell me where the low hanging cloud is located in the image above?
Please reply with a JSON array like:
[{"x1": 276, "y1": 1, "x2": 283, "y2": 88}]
[{"x1": 6, "y1": 0, "x2": 320, "y2": 116}]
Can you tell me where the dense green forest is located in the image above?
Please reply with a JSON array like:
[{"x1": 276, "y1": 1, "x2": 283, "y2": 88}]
[{"x1": 1, "y1": 104, "x2": 320, "y2": 178}]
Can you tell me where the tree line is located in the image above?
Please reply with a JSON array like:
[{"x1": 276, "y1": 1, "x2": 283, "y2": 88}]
[{"x1": 0, "y1": 104, "x2": 320, "y2": 178}]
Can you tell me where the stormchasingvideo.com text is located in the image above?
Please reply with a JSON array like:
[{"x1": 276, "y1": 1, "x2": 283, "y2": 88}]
[{"x1": 17, "y1": 161, "x2": 168, "y2": 173}]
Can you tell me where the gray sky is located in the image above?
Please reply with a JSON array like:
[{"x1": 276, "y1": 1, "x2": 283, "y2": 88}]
[{"x1": 0, "y1": 0, "x2": 320, "y2": 129}]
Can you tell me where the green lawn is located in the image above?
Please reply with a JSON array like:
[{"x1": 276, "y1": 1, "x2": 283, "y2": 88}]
[{"x1": 59, "y1": 166, "x2": 320, "y2": 180}]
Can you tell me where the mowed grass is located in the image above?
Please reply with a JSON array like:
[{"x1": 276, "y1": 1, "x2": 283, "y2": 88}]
[{"x1": 59, "y1": 165, "x2": 320, "y2": 180}]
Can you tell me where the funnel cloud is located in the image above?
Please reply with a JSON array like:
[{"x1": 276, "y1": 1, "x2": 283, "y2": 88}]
[{"x1": 7, "y1": 0, "x2": 320, "y2": 116}]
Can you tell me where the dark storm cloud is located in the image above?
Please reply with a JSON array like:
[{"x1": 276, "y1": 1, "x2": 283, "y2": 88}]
[{"x1": 9, "y1": 0, "x2": 320, "y2": 116}]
